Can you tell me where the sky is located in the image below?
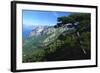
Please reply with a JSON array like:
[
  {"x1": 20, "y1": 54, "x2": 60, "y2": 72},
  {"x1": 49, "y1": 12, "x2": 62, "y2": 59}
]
[{"x1": 23, "y1": 10, "x2": 72, "y2": 26}]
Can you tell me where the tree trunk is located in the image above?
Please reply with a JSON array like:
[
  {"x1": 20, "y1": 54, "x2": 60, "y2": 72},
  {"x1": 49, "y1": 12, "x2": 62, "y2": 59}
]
[{"x1": 76, "y1": 32, "x2": 87, "y2": 55}]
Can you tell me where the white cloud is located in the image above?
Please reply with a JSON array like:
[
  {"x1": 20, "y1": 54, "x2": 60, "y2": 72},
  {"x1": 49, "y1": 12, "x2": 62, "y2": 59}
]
[{"x1": 53, "y1": 12, "x2": 59, "y2": 17}]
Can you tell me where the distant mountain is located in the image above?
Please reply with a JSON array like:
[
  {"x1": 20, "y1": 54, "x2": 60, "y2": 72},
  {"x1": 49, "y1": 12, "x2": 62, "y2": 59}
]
[
  {"x1": 29, "y1": 26, "x2": 54, "y2": 37},
  {"x1": 23, "y1": 25, "x2": 38, "y2": 38},
  {"x1": 23, "y1": 24, "x2": 75, "y2": 55}
]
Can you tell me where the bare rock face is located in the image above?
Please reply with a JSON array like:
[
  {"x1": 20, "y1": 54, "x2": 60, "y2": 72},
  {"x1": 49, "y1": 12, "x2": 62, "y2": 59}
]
[
  {"x1": 27, "y1": 24, "x2": 75, "y2": 46},
  {"x1": 29, "y1": 26, "x2": 55, "y2": 37}
]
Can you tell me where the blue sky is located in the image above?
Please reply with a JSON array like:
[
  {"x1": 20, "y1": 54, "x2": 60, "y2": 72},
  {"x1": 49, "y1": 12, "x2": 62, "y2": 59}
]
[{"x1": 23, "y1": 10, "x2": 72, "y2": 26}]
